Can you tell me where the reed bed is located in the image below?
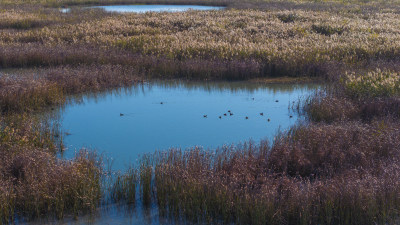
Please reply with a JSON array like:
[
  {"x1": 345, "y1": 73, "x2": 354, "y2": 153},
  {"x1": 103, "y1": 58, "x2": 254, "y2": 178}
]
[
  {"x1": 0, "y1": 114, "x2": 102, "y2": 224},
  {"x1": 1, "y1": 4, "x2": 400, "y2": 79},
  {"x1": 112, "y1": 119, "x2": 400, "y2": 224},
  {"x1": 0, "y1": 65, "x2": 142, "y2": 113},
  {"x1": 1, "y1": 0, "x2": 400, "y2": 224},
  {"x1": 305, "y1": 68, "x2": 400, "y2": 123}
]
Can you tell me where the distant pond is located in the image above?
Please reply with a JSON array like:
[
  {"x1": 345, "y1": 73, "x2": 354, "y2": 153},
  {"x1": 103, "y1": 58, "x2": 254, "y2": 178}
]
[
  {"x1": 56, "y1": 81, "x2": 318, "y2": 170},
  {"x1": 61, "y1": 5, "x2": 225, "y2": 13}
]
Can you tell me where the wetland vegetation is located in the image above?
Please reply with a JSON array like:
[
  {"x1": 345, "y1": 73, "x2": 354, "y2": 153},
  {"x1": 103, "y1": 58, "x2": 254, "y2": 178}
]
[{"x1": 1, "y1": 0, "x2": 400, "y2": 224}]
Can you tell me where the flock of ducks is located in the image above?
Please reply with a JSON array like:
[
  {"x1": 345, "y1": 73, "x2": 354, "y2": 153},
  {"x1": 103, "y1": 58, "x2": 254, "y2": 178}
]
[
  {"x1": 202, "y1": 99, "x2": 292, "y2": 121},
  {"x1": 204, "y1": 110, "x2": 275, "y2": 121},
  {"x1": 120, "y1": 99, "x2": 293, "y2": 120}
]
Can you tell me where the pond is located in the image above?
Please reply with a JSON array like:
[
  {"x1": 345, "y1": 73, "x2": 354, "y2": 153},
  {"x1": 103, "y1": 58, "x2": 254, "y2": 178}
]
[
  {"x1": 23, "y1": 80, "x2": 318, "y2": 224},
  {"x1": 58, "y1": 81, "x2": 318, "y2": 170},
  {"x1": 61, "y1": 5, "x2": 225, "y2": 13}
]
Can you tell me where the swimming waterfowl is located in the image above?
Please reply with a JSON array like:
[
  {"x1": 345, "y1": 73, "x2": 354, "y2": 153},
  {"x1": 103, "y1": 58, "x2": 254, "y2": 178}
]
[
  {"x1": 160, "y1": 102, "x2": 163, "y2": 104},
  {"x1": 224, "y1": 113, "x2": 227, "y2": 116},
  {"x1": 245, "y1": 116, "x2": 249, "y2": 119},
  {"x1": 260, "y1": 113, "x2": 263, "y2": 116},
  {"x1": 203, "y1": 115, "x2": 207, "y2": 118},
  {"x1": 120, "y1": 113, "x2": 124, "y2": 116},
  {"x1": 219, "y1": 116, "x2": 222, "y2": 119},
  {"x1": 229, "y1": 112, "x2": 233, "y2": 116},
  {"x1": 267, "y1": 118, "x2": 270, "y2": 122},
  {"x1": 275, "y1": 100, "x2": 279, "y2": 102}
]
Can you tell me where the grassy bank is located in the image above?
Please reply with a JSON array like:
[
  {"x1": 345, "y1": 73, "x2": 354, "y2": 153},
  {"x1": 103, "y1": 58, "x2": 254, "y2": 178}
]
[
  {"x1": 0, "y1": 65, "x2": 143, "y2": 113},
  {"x1": 1, "y1": 0, "x2": 400, "y2": 224}
]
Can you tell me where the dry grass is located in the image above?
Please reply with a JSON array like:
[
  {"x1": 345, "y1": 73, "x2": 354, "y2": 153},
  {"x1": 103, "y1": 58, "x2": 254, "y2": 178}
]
[
  {"x1": 1, "y1": 0, "x2": 400, "y2": 224},
  {"x1": 1, "y1": 3, "x2": 400, "y2": 79},
  {"x1": 0, "y1": 65, "x2": 143, "y2": 113},
  {"x1": 0, "y1": 114, "x2": 102, "y2": 224},
  {"x1": 112, "y1": 119, "x2": 400, "y2": 224}
]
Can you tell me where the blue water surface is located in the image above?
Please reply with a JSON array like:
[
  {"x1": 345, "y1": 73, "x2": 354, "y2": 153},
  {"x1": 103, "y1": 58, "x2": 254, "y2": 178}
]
[
  {"x1": 93, "y1": 5, "x2": 225, "y2": 13},
  {"x1": 61, "y1": 5, "x2": 225, "y2": 13},
  {"x1": 59, "y1": 81, "x2": 317, "y2": 170}
]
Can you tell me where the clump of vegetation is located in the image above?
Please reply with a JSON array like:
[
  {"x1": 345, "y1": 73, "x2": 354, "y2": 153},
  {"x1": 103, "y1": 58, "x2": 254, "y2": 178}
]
[
  {"x1": 311, "y1": 24, "x2": 346, "y2": 36},
  {"x1": 0, "y1": 114, "x2": 102, "y2": 223},
  {"x1": 277, "y1": 13, "x2": 299, "y2": 23},
  {"x1": 111, "y1": 168, "x2": 137, "y2": 204},
  {"x1": 345, "y1": 69, "x2": 400, "y2": 97}
]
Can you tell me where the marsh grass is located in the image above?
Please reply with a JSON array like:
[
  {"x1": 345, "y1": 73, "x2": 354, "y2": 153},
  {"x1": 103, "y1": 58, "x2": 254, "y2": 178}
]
[
  {"x1": 344, "y1": 69, "x2": 400, "y2": 98},
  {"x1": 304, "y1": 67, "x2": 400, "y2": 123},
  {"x1": 2, "y1": 0, "x2": 400, "y2": 223},
  {"x1": 0, "y1": 65, "x2": 142, "y2": 113},
  {"x1": 112, "y1": 120, "x2": 400, "y2": 224},
  {"x1": 1, "y1": 4, "x2": 400, "y2": 81},
  {"x1": 0, "y1": 113, "x2": 103, "y2": 224},
  {"x1": 111, "y1": 168, "x2": 137, "y2": 204}
]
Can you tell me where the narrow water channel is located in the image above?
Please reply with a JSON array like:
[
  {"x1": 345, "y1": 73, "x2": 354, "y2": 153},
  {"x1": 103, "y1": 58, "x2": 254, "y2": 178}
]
[{"x1": 61, "y1": 5, "x2": 225, "y2": 13}]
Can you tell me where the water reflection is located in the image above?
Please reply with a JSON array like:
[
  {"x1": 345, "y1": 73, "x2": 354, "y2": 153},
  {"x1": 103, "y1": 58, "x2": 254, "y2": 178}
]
[{"x1": 57, "y1": 81, "x2": 318, "y2": 171}]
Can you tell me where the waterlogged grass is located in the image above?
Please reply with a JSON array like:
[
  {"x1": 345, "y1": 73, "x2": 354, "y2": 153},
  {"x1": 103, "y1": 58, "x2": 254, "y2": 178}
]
[
  {"x1": 112, "y1": 119, "x2": 400, "y2": 224},
  {"x1": 111, "y1": 168, "x2": 137, "y2": 204},
  {"x1": 0, "y1": 114, "x2": 102, "y2": 224}
]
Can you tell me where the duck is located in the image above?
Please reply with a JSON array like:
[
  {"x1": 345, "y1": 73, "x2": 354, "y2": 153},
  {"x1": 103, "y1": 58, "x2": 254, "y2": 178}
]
[
  {"x1": 260, "y1": 112, "x2": 264, "y2": 116},
  {"x1": 120, "y1": 113, "x2": 124, "y2": 116},
  {"x1": 229, "y1": 112, "x2": 233, "y2": 116},
  {"x1": 224, "y1": 113, "x2": 227, "y2": 116},
  {"x1": 219, "y1": 116, "x2": 222, "y2": 119},
  {"x1": 267, "y1": 118, "x2": 270, "y2": 122},
  {"x1": 203, "y1": 115, "x2": 207, "y2": 118},
  {"x1": 245, "y1": 116, "x2": 249, "y2": 119}
]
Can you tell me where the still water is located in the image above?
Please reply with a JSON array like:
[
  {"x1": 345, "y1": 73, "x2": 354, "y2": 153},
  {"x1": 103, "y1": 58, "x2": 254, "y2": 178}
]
[
  {"x1": 59, "y1": 81, "x2": 317, "y2": 170},
  {"x1": 61, "y1": 5, "x2": 225, "y2": 13},
  {"x1": 92, "y1": 5, "x2": 225, "y2": 13}
]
